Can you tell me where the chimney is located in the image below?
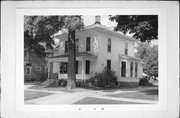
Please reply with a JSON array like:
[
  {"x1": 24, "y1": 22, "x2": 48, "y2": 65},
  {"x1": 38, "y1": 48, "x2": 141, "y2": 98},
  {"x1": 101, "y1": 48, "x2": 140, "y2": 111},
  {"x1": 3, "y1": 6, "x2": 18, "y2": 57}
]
[{"x1": 95, "y1": 15, "x2": 101, "y2": 24}]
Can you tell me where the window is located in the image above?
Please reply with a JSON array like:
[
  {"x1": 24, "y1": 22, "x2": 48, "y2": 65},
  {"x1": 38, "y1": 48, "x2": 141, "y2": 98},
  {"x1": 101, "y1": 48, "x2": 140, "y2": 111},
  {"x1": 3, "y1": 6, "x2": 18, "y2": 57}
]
[
  {"x1": 107, "y1": 60, "x2": 111, "y2": 71},
  {"x1": 75, "y1": 39, "x2": 79, "y2": 52},
  {"x1": 65, "y1": 41, "x2": 68, "y2": 53},
  {"x1": 107, "y1": 38, "x2": 111, "y2": 52},
  {"x1": 121, "y1": 62, "x2": 126, "y2": 77},
  {"x1": 45, "y1": 67, "x2": 48, "y2": 73},
  {"x1": 85, "y1": 60, "x2": 90, "y2": 74},
  {"x1": 86, "y1": 37, "x2": 90, "y2": 52},
  {"x1": 36, "y1": 67, "x2": 41, "y2": 71},
  {"x1": 76, "y1": 61, "x2": 78, "y2": 74},
  {"x1": 24, "y1": 50, "x2": 27, "y2": 57},
  {"x1": 60, "y1": 62, "x2": 68, "y2": 74},
  {"x1": 135, "y1": 62, "x2": 138, "y2": 77},
  {"x1": 26, "y1": 67, "x2": 31, "y2": 75},
  {"x1": 130, "y1": 62, "x2": 133, "y2": 77},
  {"x1": 125, "y1": 42, "x2": 128, "y2": 55}
]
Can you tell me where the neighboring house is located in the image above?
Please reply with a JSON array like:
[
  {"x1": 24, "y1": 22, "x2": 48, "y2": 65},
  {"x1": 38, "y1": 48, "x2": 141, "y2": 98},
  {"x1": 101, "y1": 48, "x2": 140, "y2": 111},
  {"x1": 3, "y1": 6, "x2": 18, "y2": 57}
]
[
  {"x1": 46, "y1": 16, "x2": 144, "y2": 85},
  {"x1": 24, "y1": 49, "x2": 48, "y2": 82}
]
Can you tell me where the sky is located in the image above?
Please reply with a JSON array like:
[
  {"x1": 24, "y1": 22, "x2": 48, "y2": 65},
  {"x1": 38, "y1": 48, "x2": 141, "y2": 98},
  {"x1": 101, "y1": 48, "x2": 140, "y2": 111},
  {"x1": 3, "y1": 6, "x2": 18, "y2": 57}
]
[
  {"x1": 82, "y1": 15, "x2": 158, "y2": 46},
  {"x1": 54, "y1": 15, "x2": 158, "y2": 46},
  {"x1": 82, "y1": 15, "x2": 117, "y2": 28}
]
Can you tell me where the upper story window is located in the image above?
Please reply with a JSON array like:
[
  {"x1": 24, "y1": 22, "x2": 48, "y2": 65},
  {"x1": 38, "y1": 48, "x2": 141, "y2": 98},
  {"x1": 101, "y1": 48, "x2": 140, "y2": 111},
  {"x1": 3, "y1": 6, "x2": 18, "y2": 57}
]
[
  {"x1": 36, "y1": 67, "x2": 41, "y2": 71},
  {"x1": 125, "y1": 42, "x2": 128, "y2": 55},
  {"x1": 107, "y1": 38, "x2": 111, "y2": 52},
  {"x1": 75, "y1": 39, "x2": 79, "y2": 52},
  {"x1": 65, "y1": 41, "x2": 68, "y2": 53},
  {"x1": 86, "y1": 37, "x2": 90, "y2": 52}
]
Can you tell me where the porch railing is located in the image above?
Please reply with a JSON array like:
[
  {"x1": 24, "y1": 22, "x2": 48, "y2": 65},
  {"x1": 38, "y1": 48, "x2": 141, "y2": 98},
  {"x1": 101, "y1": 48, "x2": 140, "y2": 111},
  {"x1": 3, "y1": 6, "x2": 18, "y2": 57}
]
[{"x1": 58, "y1": 74, "x2": 91, "y2": 80}]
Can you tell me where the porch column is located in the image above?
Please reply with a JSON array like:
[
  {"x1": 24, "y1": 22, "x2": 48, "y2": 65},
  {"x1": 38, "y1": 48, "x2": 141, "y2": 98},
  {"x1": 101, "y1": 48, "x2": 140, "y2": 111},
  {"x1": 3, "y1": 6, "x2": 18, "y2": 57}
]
[
  {"x1": 133, "y1": 62, "x2": 136, "y2": 78},
  {"x1": 119, "y1": 60, "x2": 122, "y2": 77},
  {"x1": 126, "y1": 61, "x2": 129, "y2": 77},
  {"x1": 133, "y1": 62, "x2": 135, "y2": 78},
  {"x1": 47, "y1": 62, "x2": 50, "y2": 83},
  {"x1": 81, "y1": 60, "x2": 85, "y2": 82}
]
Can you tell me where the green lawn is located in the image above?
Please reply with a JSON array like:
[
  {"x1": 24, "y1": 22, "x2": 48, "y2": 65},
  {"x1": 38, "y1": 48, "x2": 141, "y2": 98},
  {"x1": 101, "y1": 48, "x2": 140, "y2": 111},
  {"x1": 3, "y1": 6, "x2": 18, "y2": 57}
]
[
  {"x1": 24, "y1": 90, "x2": 54, "y2": 101},
  {"x1": 73, "y1": 97, "x2": 144, "y2": 104},
  {"x1": 105, "y1": 89, "x2": 158, "y2": 100}
]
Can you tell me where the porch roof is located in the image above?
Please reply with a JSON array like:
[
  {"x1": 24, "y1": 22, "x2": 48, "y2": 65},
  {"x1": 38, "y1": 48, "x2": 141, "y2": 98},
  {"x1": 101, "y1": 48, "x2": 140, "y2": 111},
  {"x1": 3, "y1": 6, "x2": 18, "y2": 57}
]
[
  {"x1": 119, "y1": 54, "x2": 144, "y2": 63},
  {"x1": 47, "y1": 52, "x2": 97, "y2": 61}
]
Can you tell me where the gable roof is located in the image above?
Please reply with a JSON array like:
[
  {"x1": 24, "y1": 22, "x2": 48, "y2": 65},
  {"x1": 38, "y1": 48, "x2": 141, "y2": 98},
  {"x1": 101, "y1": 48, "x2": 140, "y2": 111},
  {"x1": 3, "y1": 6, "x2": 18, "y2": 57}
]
[{"x1": 55, "y1": 23, "x2": 137, "y2": 42}]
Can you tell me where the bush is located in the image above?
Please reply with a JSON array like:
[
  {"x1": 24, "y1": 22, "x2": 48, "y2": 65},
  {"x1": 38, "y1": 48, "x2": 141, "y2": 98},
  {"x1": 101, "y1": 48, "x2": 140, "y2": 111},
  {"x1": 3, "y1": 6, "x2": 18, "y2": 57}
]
[
  {"x1": 48, "y1": 73, "x2": 59, "y2": 87},
  {"x1": 86, "y1": 67, "x2": 118, "y2": 88},
  {"x1": 139, "y1": 77, "x2": 150, "y2": 86},
  {"x1": 59, "y1": 79, "x2": 67, "y2": 86}
]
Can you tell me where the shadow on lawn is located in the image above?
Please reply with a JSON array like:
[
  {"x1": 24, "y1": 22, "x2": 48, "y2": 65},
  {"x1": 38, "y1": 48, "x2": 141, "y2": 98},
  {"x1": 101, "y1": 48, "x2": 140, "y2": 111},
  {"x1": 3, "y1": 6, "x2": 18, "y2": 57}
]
[{"x1": 141, "y1": 89, "x2": 158, "y2": 95}]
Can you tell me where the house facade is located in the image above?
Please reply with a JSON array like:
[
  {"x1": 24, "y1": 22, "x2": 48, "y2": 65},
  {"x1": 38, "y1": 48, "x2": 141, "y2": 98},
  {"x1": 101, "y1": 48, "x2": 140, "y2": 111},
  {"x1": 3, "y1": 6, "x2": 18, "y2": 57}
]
[
  {"x1": 24, "y1": 49, "x2": 48, "y2": 82},
  {"x1": 46, "y1": 16, "x2": 144, "y2": 85}
]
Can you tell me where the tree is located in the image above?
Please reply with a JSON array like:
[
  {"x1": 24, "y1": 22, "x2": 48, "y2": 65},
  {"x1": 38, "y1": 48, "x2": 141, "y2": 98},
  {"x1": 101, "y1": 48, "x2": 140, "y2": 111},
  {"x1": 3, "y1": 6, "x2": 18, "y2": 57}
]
[
  {"x1": 109, "y1": 15, "x2": 158, "y2": 42},
  {"x1": 135, "y1": 42, "x2": 158, "y2": 78},
  {"x1": 24, "y1": 16, "x2": 66, "y2": 57},
  {"x1": 64, "y1": 16, "x2": 84, "y2": 89},
  {"x1": 24, "y1": 15, "x2": 84, "y2": 89}
]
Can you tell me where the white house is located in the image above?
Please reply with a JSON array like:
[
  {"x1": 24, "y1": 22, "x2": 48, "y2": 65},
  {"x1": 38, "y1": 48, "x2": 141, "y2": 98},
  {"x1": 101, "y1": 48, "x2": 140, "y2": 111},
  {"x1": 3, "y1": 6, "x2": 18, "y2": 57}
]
[{"x1": 46, "y1": 16, "x2": 144, "y2": 85}]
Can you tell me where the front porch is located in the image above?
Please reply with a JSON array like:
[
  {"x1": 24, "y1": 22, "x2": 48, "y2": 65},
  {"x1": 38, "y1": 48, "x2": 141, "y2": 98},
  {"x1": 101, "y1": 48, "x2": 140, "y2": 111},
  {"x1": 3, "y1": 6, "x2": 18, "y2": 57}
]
[
  {"x1": 46, "y1": 52, "x2": 97, "y2": 81},
  {"x1": 118, "y1": 54, "x2": 144, "y2": 87}
]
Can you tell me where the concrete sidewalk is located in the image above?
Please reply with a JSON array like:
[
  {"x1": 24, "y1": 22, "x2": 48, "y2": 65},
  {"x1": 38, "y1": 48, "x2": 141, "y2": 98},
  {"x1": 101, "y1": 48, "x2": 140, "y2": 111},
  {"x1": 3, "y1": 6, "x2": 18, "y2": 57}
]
[{"x1": 25, "y1": 89, "x2": 158, "y2": 104}]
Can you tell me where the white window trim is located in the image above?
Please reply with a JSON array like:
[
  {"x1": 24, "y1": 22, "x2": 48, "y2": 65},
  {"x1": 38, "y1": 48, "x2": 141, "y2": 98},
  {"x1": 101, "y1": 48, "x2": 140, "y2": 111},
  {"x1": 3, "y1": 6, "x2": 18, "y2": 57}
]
[{"x1": 26, "y1": 67, "x2": 31, "y2": 75}]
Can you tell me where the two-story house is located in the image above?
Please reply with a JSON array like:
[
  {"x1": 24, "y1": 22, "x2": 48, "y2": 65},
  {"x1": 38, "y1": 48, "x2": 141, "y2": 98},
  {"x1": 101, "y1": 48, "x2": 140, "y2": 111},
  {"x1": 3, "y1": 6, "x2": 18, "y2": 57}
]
[
  {"x1": 24, "y1": 48, "x2": 48, "y2": 82},
  {"x1": 46, "y1": 16, "x2": 144, "y2": 85}
]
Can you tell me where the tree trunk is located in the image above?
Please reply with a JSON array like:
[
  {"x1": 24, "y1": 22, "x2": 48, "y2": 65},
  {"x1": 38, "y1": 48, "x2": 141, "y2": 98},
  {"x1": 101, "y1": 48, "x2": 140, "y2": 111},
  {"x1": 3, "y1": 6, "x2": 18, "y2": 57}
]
[{"x1": 66, "y1": 30, "x2": 76, "y2": 90}]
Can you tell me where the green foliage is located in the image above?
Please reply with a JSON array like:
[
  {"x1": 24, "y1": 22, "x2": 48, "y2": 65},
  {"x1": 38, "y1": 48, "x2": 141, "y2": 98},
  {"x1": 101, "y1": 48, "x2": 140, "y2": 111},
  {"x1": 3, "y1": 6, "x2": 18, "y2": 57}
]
[
  {"x1": 135, "y1": 42, "x2": 158, "y2": 78},
  {"x1": 109, "y1": 15, "x2": 158, "y2": 42},
  {"x1": 87, "y1": 67, "x2": 118, "y2": 88}
]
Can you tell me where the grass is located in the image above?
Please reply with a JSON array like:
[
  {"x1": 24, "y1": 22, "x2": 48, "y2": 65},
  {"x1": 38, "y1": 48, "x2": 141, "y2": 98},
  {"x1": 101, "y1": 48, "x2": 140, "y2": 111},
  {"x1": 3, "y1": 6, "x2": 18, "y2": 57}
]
[
  {"x1": 24, "y1": 90, "x2": 54, "y2": 101},
  {"x1": 73, "y1": 97, "x2": 144, "y2": 104},
  {"x1": 102, "y1": 86, "x2": 158, "y2": 93},
  {"x1": 105, "y1": 89, "x2": 158, "y2": 100},
  {"x1": 29, "y1": 85, "x2": 96, "y2": 93}
]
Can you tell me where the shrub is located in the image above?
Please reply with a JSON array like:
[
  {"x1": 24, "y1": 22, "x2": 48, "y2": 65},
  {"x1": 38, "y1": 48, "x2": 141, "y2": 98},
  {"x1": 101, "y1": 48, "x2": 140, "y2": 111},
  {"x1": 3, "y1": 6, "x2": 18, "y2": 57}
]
[
  {"x1": 76, "y1": 79, "x2": 83, "y2": 87},
  {"x1": 87, "y1": 67, "x2": 118, "y2": 88},
  {"x1": 59, "y1": 79, "x2": 67, "y2": 86},
  {"x1": 139, "y1": 77, "x2": 150, "y2": 86},
  {"x1": 48, "y1": 73, "x2": 59, "y2": 87}
]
